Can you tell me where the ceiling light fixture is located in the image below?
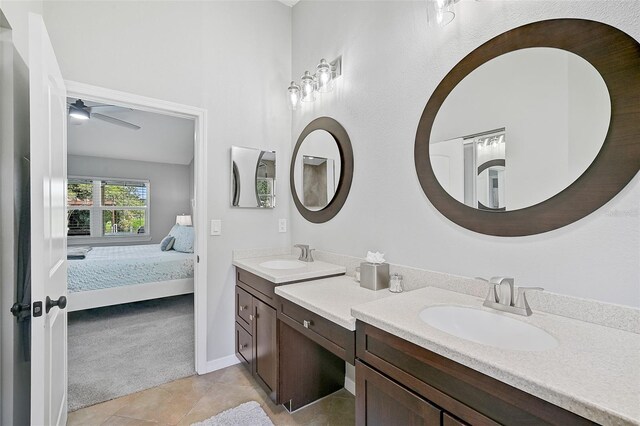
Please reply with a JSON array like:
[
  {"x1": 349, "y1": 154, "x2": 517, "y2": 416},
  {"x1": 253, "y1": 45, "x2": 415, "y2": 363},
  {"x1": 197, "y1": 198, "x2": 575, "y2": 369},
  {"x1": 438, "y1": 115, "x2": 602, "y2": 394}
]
[{"x1": 69, "y1": 99, "x2": 90, "y2": 120}]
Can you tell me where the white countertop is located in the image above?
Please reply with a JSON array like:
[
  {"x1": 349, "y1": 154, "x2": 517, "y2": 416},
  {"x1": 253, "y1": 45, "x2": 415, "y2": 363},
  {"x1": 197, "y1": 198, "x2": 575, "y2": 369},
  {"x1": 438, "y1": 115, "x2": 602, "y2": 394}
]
[
  {"x1": 232, "y1": 254, "x2": 346, "y2": 284},
  {"x1": 350, "y1": 286, "x2": 640, "y2": 426},
  {"x1": 275, "y1": 275, "x2": 394, "y2": 330}
]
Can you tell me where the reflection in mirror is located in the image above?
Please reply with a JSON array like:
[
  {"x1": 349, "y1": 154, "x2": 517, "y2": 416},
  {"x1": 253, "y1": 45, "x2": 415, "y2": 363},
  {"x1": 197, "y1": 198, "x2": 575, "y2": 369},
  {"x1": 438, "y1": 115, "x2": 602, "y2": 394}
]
[
  {"x1": 293, "y1": 130, "x2": 341, "y2": 211},
  {"x1": 231, "y1": 146, "x2": 276, "y2": 208},
  {"x1": 429, "y1": 47, "x2": 611, "y2": 211}
]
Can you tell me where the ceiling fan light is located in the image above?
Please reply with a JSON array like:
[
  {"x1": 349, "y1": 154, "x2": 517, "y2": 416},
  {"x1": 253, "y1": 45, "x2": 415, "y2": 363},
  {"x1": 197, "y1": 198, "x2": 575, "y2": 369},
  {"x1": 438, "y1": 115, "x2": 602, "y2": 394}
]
[
  {"x1": 69, "y1": 107, "x2": 90, "y2": 120},
  {"x1": 69, "y1": 100, "x2": 90, "y2": 120}
]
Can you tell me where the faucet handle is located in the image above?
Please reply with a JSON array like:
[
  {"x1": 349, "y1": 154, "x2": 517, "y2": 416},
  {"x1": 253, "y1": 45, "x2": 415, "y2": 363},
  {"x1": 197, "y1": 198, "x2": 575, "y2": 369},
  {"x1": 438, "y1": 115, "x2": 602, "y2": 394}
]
[{"x1": 514, "y1": 287, "x2": 543, "y2": 316}]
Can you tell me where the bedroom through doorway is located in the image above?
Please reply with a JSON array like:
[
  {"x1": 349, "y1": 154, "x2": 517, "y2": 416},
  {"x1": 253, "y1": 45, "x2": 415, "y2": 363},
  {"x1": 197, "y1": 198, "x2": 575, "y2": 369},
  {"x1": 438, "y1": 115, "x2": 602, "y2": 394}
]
[{"x1": 63, "y1": 84, "x2": 207, "y2": 411}]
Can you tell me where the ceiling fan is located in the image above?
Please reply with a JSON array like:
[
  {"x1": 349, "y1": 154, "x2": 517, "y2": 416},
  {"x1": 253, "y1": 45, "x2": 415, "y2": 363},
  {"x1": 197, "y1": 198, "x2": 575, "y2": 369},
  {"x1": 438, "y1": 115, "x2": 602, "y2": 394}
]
[{"x1": 67, "y1": 99, "x2": 141, "y2": 130}]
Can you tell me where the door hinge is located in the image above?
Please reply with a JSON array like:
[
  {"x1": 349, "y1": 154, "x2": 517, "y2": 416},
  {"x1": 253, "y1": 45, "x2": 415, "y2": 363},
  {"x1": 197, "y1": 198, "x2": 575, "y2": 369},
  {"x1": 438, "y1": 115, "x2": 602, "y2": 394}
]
[
  {"x1": 197, "y1": 255, "x2": 200, "y2": 263},
  {"x1": 32, "y1": 301, "x2": 43, "y2": 317}
]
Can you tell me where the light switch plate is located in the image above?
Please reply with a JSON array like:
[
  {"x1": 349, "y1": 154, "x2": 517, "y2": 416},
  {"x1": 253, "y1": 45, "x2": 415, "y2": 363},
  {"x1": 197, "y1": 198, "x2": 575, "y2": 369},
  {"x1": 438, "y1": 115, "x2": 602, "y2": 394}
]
[
  {"x1": 278, "y1": 218, "x2": 287, "y2": 233},
  {"x1": 211, "y1": 219, "x2": 222, "y2": 236}
]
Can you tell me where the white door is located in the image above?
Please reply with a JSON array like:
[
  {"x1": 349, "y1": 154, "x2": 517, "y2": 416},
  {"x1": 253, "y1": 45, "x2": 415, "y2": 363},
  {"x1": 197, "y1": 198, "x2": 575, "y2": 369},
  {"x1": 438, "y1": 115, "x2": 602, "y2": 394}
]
[
  {"x1": 430, "y1": 137, "x2": 465, "y2": 203},
  {"x1": 28, "y1": 13, "x2": 68, "y2": 426}
]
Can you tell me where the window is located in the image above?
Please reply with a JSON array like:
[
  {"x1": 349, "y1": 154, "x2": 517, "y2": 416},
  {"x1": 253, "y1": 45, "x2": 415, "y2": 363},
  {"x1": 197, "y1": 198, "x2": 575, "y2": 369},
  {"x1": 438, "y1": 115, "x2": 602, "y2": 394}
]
[
  {"x1": 67, "y1": 177, "x2": 150, "y2": 240},
  {"x1": 256, "y1": 177, "x2": 275, "y2": 208}
]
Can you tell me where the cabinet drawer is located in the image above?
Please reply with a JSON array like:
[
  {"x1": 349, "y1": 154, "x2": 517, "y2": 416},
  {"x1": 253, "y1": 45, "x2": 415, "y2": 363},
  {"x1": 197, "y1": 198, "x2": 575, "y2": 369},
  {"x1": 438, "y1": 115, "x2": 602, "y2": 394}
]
[
  {"x1": 237, "y1": 268, "x2": 276, "y2": 302},
  {"x1": 235, "y1": 322, "x2": 253, "y2": 368},
  {"x1": 356, "y1": 360, "x2": 441, "y2": 426},
  {"x1": 235, "y1": 286, "x2": 253, "y2": 329},
  {"x1": 278, "y1": 297, "x2": 355, "y2": 363}
]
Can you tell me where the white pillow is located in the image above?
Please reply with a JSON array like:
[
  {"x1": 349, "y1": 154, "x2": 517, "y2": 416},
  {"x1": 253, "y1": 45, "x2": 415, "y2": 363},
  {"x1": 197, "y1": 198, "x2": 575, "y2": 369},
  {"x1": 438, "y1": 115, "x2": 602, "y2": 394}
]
[{"x1": 169, "y1": 224, "x2": 194, "y2": 253}]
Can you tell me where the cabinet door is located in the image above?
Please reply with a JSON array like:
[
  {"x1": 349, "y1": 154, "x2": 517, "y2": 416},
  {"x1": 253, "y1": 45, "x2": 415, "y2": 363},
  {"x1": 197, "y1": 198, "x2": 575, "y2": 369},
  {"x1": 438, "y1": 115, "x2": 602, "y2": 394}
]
[
  {"x1": 254, "y1": 298, "x2": 278, "y2": 400},
  {"x1": 356, "y1": 360, "x2": 441, "y2": 426}
]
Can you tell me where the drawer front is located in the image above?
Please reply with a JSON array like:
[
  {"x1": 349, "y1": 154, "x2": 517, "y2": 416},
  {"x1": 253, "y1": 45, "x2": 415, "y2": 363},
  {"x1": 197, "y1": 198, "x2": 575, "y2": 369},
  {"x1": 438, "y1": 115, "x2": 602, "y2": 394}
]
[
  {"x1": 356, "y1": 321, "x2": 594, "y2": 426},
  {"x1": 279, "y1": 297, "x2": 355, "y2": 363},
  {"x1": 235, "y1": 322, "x2": 253, "y2": 368},
  {"x1": 237, "y1": 268, "x2": 276, "y2": 302},
  {"x1": 235, "y1": 286, "x2": 253, "y2": 329},
  {"x1": 356, "y1": 360, "x2": 441, "y2": 426}
]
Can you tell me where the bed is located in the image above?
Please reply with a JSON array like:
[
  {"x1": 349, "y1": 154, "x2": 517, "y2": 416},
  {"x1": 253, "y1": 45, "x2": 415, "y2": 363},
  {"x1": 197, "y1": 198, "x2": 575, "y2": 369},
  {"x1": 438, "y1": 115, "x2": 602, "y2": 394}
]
[{"x1": 67, "y1": 244, "x2": 194, "y2": 311}]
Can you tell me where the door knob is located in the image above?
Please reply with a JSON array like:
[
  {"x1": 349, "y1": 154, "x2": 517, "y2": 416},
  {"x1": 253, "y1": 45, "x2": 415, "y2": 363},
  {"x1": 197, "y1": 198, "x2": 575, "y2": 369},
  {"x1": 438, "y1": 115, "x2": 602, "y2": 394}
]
[{"x1": 45, "y1": 296, "x2": 67, "y2": 313}]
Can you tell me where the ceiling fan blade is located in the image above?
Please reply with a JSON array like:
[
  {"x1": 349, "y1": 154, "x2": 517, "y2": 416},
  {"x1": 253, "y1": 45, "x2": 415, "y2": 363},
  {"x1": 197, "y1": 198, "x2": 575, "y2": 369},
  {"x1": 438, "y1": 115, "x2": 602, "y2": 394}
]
[
  {"x1": 89, "y1": 105, "x2": 134, "y2": 112},
  {"x1": 92, "y1": 113, "x2": 141, "y2": 130}
]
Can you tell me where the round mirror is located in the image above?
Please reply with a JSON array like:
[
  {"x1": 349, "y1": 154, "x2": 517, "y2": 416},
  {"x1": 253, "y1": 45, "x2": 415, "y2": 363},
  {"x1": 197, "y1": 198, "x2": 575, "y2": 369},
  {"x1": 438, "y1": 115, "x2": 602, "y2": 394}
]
[
  {"x1": 429, "y1": 47, "x2": 611, "y2": 212},
  {"x1": 415, "y1": 19, "x2": 640, "y2": 236},
  {"x1": 291, "y1": 117, "x2": 353, "y2": 223},
  {"x1": 293, "y1": 130, "x2": 342, "y2": 211}
]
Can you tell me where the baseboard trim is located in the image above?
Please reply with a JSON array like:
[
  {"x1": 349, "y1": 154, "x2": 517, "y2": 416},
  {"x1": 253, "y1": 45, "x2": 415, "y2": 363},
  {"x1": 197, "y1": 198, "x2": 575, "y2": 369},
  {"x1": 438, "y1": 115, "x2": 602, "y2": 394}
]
[
  {"x1": 202, "y1": 355, "x2": 240, "y2": 374},
  {"x1": 345, "y1": 376, "x2": 356, "y2": 395}
]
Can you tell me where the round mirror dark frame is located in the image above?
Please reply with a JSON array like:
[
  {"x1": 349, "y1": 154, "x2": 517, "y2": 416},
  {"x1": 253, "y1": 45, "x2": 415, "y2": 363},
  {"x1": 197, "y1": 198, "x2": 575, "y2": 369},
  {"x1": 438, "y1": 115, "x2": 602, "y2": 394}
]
[
  {"x1": 291, "y1": 117, "x2": 354, "y2": 223},
  {"x1": 415, "y1": 18, "x2": 640, "y2": 237}
]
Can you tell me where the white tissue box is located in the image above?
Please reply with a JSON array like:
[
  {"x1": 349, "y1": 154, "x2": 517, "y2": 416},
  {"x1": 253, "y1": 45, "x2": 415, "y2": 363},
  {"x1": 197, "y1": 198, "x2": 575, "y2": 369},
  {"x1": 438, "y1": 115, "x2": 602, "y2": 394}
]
[{"x1": 360, "y1": 262, "x2": 389, "y2": 291}]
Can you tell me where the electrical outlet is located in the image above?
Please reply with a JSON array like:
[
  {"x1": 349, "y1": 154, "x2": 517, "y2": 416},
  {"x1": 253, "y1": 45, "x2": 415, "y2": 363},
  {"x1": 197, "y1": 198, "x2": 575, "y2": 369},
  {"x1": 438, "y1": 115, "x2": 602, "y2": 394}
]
[
  {"x1": 278, "y1": 218, "x2": 287, "y2": 233},
  {"x1": 211, "y1": 219, "x2": 222, "y2": 236}
]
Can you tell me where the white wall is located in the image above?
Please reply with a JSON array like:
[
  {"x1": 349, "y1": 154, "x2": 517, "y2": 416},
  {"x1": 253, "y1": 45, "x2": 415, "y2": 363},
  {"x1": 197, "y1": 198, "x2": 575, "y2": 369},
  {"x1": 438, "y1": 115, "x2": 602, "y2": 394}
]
[
  {"x1": 42, "y1": 1, "x2": 292, "y2": 363},
  {"x1": 67, "y1": 155, "x2": 192, "y2": 245},
  {"x1": 291, "y1": 1, "x2": 640, "y2": 307}
]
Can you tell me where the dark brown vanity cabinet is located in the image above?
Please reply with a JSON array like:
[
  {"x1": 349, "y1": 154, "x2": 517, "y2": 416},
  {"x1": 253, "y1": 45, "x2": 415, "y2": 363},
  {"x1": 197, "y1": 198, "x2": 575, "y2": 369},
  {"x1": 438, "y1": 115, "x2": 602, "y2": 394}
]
[
  {"x1": 355, "y1": 321, "x2": 595, "y2": 426},
  {"x1": 235, "y1": 267, "x2": 346, "y2": 408},
  {"x1": 234, "y1": 269, "x2": 279, "y2": 401}
]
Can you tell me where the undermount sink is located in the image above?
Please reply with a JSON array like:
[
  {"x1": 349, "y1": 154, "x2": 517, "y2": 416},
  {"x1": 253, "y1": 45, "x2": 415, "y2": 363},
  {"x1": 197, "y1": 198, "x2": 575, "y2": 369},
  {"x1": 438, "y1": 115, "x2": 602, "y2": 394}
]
[
  {"x1": 259, "y1": 259, "x2": 306, "y2": 270},
  {"x1": 419, "y1": 305, "x2": 558, "y2": 351}
]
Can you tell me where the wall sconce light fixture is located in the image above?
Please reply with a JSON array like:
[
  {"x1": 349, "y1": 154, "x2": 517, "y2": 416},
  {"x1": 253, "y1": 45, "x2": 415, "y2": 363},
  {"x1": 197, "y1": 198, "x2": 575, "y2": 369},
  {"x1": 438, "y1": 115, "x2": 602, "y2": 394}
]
[
  {"x1": 288, "y1": 56, "x2": 342, "y2": 110},
  {"x1": 427, "y1": 0, "x2": 460, "y2": 27}
]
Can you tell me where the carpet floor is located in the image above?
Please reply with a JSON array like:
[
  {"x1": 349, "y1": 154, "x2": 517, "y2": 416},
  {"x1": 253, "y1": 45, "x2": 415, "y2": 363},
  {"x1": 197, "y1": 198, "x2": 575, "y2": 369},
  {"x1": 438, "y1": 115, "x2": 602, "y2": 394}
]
[{"x1": 68, "y1": 294, "x2": 195, "y2": 411}]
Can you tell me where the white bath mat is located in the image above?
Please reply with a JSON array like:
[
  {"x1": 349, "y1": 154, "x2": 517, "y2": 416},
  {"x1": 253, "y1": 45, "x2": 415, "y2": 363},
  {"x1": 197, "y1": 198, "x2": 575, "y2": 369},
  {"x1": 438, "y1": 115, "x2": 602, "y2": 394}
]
[{"x1": 191, "y1": 401, "x2": 274, "y2": 426}]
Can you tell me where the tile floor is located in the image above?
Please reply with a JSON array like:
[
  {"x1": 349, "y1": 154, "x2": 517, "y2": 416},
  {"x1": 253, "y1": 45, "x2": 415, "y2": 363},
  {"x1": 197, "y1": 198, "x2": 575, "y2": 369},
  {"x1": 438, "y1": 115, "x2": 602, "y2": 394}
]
[{"x1": 67, "y1": 364, "x2": 355, "y2": 426}]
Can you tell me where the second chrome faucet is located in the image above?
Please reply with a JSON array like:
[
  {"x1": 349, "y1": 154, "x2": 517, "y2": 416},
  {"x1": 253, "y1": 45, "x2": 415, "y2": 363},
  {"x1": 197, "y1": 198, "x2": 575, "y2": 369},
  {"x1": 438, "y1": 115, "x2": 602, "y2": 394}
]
[
  {"x1": 478, "y1": 276, "x2": 543, "y2": 316},
  {"x1": 294, "y1": 244, "x2": 315, "y2": 262}
]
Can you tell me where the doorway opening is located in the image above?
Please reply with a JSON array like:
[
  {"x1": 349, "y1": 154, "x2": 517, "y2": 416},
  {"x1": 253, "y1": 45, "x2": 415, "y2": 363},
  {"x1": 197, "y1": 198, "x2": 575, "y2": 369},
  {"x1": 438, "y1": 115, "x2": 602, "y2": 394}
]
[{"x1": 64, "y1": 81, "x2": 208, "y2": 410}]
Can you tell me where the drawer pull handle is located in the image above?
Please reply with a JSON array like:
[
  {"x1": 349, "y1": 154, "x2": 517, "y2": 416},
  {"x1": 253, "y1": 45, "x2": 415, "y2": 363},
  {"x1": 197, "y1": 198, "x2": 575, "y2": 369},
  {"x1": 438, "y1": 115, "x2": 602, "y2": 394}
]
[
  {"x1": 239, "y1": 305, "x2": 248, "y2": 311},
  {"x1": 303, "y1": 320, "x2": 312, "y2": 328},
  {"x1": 249, "y1": 314, "x2": 254, "y2": 321},
  {"x1": 240, "y1": 343, "x2": 248, "y2": 349}
]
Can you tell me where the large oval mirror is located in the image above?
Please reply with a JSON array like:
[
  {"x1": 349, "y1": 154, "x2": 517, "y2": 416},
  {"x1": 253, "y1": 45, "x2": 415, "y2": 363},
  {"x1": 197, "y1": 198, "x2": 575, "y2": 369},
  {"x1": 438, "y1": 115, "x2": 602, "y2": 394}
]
[
  {"x1": 415, "y1": 19, "x2": 640, "y2": 236},
  {"x1": 293, "y1": 130, "x2": 341, "y2": 211},
  {"x1": 291, "y1": 117, "x2": 353, "y2": 223},
  {"x1": 430, "y1": 47, "x2": 611, "y2": 212}
]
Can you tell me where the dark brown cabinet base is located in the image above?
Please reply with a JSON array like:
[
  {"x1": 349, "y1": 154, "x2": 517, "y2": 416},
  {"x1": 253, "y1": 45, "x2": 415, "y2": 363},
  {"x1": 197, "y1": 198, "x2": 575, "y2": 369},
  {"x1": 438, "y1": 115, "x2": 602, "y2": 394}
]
[
  {"x1": 355, "y1": 321, "x2": 595, "y2": 426},
  {"x1": 234, "y1": 267, "x2": 347, "y2": 410}
]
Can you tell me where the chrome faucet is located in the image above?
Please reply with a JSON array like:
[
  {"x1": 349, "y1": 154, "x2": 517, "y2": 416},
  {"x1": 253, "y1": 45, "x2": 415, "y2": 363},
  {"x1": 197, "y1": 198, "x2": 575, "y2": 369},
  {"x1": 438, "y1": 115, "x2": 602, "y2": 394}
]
[
  {"x1": 294, "y1": 244, "x2": 315, "y2": 262},
  {"x1": 477, "y1": 276, "x2": 542, "y2": 316}
]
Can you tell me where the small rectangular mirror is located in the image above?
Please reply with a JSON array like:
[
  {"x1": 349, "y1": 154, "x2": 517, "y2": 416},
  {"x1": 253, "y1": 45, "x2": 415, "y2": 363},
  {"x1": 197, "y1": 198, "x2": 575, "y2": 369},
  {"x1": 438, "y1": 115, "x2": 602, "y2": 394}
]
[{"x1": 231, "y1": 146, "x2": 276, "y2": 208}]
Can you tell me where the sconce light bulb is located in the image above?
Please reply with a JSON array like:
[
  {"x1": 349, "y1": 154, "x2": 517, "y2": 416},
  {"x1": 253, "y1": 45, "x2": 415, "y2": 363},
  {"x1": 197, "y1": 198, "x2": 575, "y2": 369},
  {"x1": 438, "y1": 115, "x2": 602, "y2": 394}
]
[
  {"x1": 301, "y1": 71, "x2": 316, "y2": 102},
  {"x1": 288, "y1": 81, "x2": 301, "y2": 110},
  {"x1": 316, "y1": 58, "x2": 333, "y2": 93}
]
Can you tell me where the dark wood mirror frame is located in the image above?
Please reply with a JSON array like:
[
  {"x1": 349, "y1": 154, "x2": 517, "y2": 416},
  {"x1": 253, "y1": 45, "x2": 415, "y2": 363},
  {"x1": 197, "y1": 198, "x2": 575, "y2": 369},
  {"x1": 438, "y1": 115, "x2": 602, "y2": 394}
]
[
  {"x1": 415, "y1": 18, "x2": 640, "y2": 237},
  {"x1": 291, "y1": 117, "x2": 354, "y2": 223}
]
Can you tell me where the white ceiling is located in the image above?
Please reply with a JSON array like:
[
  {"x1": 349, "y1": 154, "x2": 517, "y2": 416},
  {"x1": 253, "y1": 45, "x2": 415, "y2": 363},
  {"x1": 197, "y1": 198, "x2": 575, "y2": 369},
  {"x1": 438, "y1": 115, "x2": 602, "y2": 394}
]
[{"x1": 67, "y1": 98, "x2": 195, "y2": 165}]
